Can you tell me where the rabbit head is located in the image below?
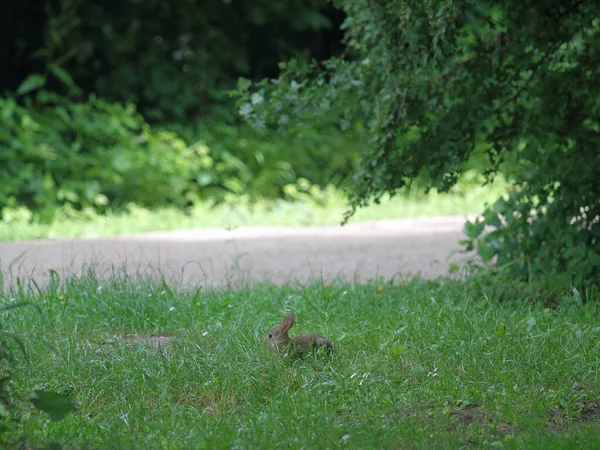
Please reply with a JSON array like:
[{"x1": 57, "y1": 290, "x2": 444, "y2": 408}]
[{"x1": 262, "y1": 313, "x2": 295, "y2": 350}]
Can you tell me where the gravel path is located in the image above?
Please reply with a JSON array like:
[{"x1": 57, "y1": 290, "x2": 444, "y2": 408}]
[{"x1": 0, "y1": 216, "x2": 473, "y2": 289}]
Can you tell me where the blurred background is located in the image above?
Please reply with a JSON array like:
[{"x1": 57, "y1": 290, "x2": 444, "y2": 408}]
[{"x1": 0, "y1": 0, "x2": 502, "y2": 241}]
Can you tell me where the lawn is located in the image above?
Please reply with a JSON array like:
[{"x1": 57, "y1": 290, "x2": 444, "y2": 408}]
[
  {"x1": 0, "y1": 173, "x2": 506, "y2": 242},
  {"x1": 2, "y1": 271, "x2": 599, "y2": 449}
]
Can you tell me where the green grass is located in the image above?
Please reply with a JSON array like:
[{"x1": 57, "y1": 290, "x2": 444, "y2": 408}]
[
  {"x1": 0, "y1": 173, "x2": 507, "y2": 242},
  {"x1": 2, "y1": 271, "x2": 599, "y2": 448}
]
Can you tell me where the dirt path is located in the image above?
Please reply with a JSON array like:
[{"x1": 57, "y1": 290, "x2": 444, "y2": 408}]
[{"x1": 0, "y1": 216, "x2": 472, "y2": 289}]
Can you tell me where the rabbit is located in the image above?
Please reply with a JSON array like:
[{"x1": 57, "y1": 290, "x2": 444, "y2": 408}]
[{"x1": 263, "y1": 313, "x2": 332, "y2": 353}]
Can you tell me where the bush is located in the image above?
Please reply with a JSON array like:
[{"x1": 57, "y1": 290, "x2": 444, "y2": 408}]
[
  {"x1": 1, "y1": 72, "x2": 362, "y2": 223},
  {"x1": 0, "y1": 85, "x2": 211, "y2": 222},
  {"x1": 167, "y1": 120, "x2": 362, "y2": 199}
]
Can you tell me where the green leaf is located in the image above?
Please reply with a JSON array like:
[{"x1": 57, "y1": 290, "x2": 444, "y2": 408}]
[
  {"x1": 491, "y1": 197, "x2": 507, "y2": 214},
  {"x1": 0, "y1": 97, "x2": 16, "y2": 121},
  {"x1": 48, "y1": 64, "x2": 82, "y2": 95},
  {"x1": 17, "y1": 74, "x2": 46, "y2": 96},
  {"x1": 477, "y1": 245, "x2": 497, "y2": 262},
  {"x1": 31, "y1": 390, "x2": 75, "y2": 421},
  {"x1": 495, "y1": 324, "x2": 506, "y2": 338},
  {"x1": 463, "y1": 220, "x2": 485, "y2": 239},
  {"x1": 483, "y1": 209, "x2": 502, "y2": 228},
  {"x1": 589, "y1": 251, "x2": 600, "y2": 267},
  {"x1": 236, "y1": 77, "x2": 252, "y2": 92},
  {"x1": 390, "y1": 345, "x2": 403, "y2": 357}
]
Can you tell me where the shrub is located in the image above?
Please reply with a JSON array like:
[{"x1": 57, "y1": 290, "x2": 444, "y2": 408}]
[
  {"x1": 1, "y1": 72, "x2": 362, "y2": 223},
  {"x1": 0, "y1": 82, "x2": 210, "y2": 222},
  {"x1": 167, "y1": 120, "x2": 362, "y2": 199}
]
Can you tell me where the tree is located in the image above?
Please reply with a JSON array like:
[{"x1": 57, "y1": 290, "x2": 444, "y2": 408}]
[
  {"x1": 236, "y1": 0, "x2": 600, "y2": 289},
  {"x1": 1, "y1": 0, "x2": 342, "y2": 122}
]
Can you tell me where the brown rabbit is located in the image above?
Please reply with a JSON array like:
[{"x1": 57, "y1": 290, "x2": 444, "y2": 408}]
[{"x1": 263, "y1": 313, "x2": 332, "y2": 353}]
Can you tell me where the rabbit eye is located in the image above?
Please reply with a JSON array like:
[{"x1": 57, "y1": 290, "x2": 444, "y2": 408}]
[{"x1": 268, "y1": 333, "x2": 273, "y2": 339}]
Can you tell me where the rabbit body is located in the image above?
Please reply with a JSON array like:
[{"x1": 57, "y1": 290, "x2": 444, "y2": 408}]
[{"x1": 263, "y1": 313, "x2": 332, "y2": 353}]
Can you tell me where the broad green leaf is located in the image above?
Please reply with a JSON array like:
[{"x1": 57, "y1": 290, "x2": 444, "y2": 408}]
[
  {"x1": 495, "y1": 324, "x2": 506, "y2": 338},
  {"x1": 483, "y1": 209, "x2": 502, "y2": 228},
  {"x1": 17, "y1": 74, "x2": 46, "y2": 96},
  {"x1": 463, "y1": 220, "x2": 485, "y2": 239},
  {"x1": 236, "y1": 77, "x2": 252, "y2": 91},
  {"x1": 477, "y1": 245, "x2": 497, "y2": 262},
  {"x1": 589, "y1": 251, "x2": 600, "y2": 267},
  {"x1": 491, "y1": 197, "x2": 507, "y2": 214},
  {"x1": 31, "y1": 390, "x2": 75, "y2": 421}
]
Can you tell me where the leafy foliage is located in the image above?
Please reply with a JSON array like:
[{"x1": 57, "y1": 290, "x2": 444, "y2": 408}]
[
  {"x1": 30, "y1": 390, "x2": 75, "y2": 422},
  {"x1": 167, "y1": 119, "x2": 361, "y2": 199},
  {"x1": 1, "y1": 70, "x2": 362, "y2": 221},
  {"x1": 16, "y1": 0, "x2": 340, "y2": 122},
  {"x1": 237, "y1": 0, "x2": 600, "y2": 288},
  {"x1": 0, "y1": 77, "x2": 208, "y2": 221},
  {"x1": 1, "y1": 0, "x2": 360, "y2": 223}
]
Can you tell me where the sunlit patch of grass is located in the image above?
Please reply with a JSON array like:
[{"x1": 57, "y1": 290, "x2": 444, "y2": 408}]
[
  {"x1": 0, "y1": 173, "x2": 507, "y2": 242},
  {"x1": 1, "y1": 270, "x2": 599, "y2": 448}
]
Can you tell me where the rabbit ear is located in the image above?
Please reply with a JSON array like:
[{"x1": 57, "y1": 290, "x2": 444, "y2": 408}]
[{"x1": 279, "y1": 314, "x2": 296, "y2": 333}]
